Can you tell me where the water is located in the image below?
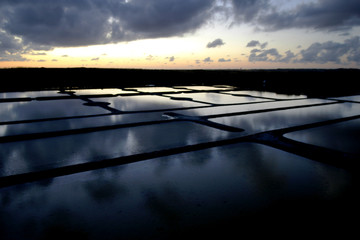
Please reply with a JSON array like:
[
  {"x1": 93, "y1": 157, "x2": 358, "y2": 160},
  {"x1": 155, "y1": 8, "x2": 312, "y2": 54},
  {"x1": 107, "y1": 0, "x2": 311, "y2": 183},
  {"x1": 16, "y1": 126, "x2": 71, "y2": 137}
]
[
  {"x1": 0, "y1": 143, "x2": 355, "y2": 239},
  {"x1": 125, "y1": 87, "x2": 190, "y2": 93},
  {"x1": 0, "y1": 90, "x2": 69, "y2": 99},
  {"x1": 0, "y1": 112, "x2": 164, "y2": 137},
  {"x1": 223, "y1": 90, "x2": 307, "y2": 99},
  {"x1": 0, "y1": 121, "x2": 237, "y2": 177},
  {"x1": 71, "y1": 88, "x2": 138, "y2": 95},
  {"x1": 174, "y1": 85, "x2": 235, "y2": 91},
  {"x1": 0, "y1": 87, "x2": 358, "y2": 239},
  {"x1": 92, "y1": 95, "x2": 209, "y2": 112},
  {"x1": 172, "y1": 98, "x2": 332, "y2": 117},
  {"x1": 285, "y1": 118, "x2": 360, "y2": 154},
  {"x1": 330, "y1": 95, "x2": 360, "y2": 102},
  {"x1": 0, "y1": 99, "x2": 108, "y2": 122},
  {"x1": 164, "y1": 92, "x2": 268, "y2": 104},
  {"x1": 211, "y1": 102, "x2": 360, "y2": 135}
]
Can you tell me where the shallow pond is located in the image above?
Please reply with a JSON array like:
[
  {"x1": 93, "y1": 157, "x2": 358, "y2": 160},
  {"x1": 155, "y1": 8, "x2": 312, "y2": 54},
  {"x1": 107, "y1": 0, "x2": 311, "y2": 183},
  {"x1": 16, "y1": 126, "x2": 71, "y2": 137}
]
[{"x1": 0, "y1": 86, "x2": 358, "y2": 239}]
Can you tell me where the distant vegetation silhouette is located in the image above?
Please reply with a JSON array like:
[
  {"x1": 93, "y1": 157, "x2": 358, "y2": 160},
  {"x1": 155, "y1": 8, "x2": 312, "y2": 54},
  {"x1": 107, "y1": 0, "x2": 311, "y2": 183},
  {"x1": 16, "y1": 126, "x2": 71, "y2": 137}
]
[{"x1": 1, "y1": 68, "x2": 359, "y2": 97}]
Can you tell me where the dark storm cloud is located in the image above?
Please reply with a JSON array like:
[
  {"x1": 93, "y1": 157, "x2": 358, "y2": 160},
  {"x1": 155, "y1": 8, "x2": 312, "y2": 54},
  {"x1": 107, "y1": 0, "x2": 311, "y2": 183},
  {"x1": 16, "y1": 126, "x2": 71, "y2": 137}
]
[
  {"x1": 1, "y1": 0, "x2": 111, "y2": 47},
  {"x1": 0, "y1": 31, "x2": 22, "y2": 54},
  {"x1": 227, "y1": 0, "x2": 360, "y2": 32},
  {"x1": 113, "y1": 0, "x2": 216, "y2": 39},
  {"x1": 3, "y1": 0, "x2": 360, "y2": 47},
  {"x1": 0, "y1": 30, "x2": 28, "y2": 61},
  {"x1": 0, "y1": 0, "x2": 216, "y2": 48},
  {"x1": 230, "y1": 0, "x2": 270, "y2": 23},
  {"x1": 206, "y1": 38, "x2": 225, "y2": 48}
]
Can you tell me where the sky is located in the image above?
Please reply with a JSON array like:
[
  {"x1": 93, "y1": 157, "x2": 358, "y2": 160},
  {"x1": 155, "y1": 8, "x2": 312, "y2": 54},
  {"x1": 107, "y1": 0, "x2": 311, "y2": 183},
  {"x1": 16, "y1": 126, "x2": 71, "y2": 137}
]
[{"x1": 1, "y1": 0, "x2": 360, "y2": 69}]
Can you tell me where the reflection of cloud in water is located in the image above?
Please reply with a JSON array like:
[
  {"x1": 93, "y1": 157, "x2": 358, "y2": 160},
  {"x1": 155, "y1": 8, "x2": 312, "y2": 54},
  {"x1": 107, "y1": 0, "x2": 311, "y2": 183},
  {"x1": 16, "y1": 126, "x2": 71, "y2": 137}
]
[
  {"x1": 0, "y1": 90, "x2": 69, "y2": 99},
  {"x1": 212, "y1": 103, "x2": 360, "y2": 134},
  {"x1": 0, "y1": 99, "x2": 108, "y2": 122},
  {"x1": 0, "y1": 142, "x2": 354, "y2": 239},
  {"x1": 0, "y1": 122, "x2": 236, "y2": 177},
  {"x1": 173, "y1": 98, "x2": 330, "y2": 118},
  {"x1": 224, "y1": 90, "x2": 306, "y2": 99},
  {"x1": 93, "y1": 95, "x2": 207, "y2": 112},
  {"x1": 73, "y1": 88, "x2": 137, "y2": 95},
  {"x1": 165, "y1": 92, "x2": 265, "y2": 104},
  {"x1": 1, "y1": 112, "x2": 165, "y2": 137}
]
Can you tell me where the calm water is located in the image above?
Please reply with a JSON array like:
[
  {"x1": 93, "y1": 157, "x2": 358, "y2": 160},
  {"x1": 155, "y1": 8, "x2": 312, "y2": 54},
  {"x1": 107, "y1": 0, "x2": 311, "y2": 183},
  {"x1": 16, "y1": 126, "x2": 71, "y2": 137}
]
[{"x1": 0, "y1": 87, "x2": 358, "y2": 239}]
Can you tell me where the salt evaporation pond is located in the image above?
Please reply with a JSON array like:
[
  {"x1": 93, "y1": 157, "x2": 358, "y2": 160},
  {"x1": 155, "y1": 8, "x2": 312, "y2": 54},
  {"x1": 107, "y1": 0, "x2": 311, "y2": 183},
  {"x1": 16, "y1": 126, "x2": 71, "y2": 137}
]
[{"x1": 0, "y1": 87, "x2": 358, "y2": 239}]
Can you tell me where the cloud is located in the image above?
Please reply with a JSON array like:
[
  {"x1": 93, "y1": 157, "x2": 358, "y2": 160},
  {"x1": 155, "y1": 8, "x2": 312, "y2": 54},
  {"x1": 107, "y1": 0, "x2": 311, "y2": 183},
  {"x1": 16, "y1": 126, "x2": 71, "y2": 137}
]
[
  {"x1": 146, "y1": 55, "x2": 154, "y2": 61},
  {"x1": 2, "y1": 0, "x2": 360, "y2": 62},
  {"x1": 230, "y1": 0, "x2": 270, "y2": 23},
  {"x1": 247, "y1": 37, "x2": 360, "y2": 64},
  {"x1": 2, "y1": 1, "x2": 111, "y2": 47},
  {"x1": 246, "y1": 40, "x2": 267, "y2": 49},
  {"x1": 165, "y1": 56, "x2": 175, "y2": 62},
  {"x1": 203, "y1": 57, "x2": 213, "y2": 63},
  {"x1": 297, "y1": 36, "x2": 360, "y2": 64},
  {"x1": 258, "y1": 0, "x2": 360, "y2": 31},
  {"x1": 1, "y1": 0, "x2": 216, "y2": 46},
  {"x1": 0, "y1": 0, "x2": 216, "y2": 60},
  {"x1": 116, "y1": 0, "x2": 216, "y2": 38},
  {"x1": 246, "y1": 40, "x2": 260, "y2": 48},
  {"x1": 0, "y1": 30, "x2": 28, "y2": 61},
  {"x1": 207, "y1": 38, "x2": 225, "y2": 48},
  {"x1": 249, "y1": 48, "x2": 283, "y2": 62},
  {"x1": 218, "y1": 58, "x2": 231, "y2": 62},
  {"x1": 228, "y1": 0, "x2": 360, "y2": 32},
  {"x1": 30, "y1": 52, "x2": 46, "y2": 56},
  {"x1": 281, "y1": 50, "x2": 296, "y2": 63},
  {"x1": 0, "y1": 54, "x2": 28, "y2": 62}
]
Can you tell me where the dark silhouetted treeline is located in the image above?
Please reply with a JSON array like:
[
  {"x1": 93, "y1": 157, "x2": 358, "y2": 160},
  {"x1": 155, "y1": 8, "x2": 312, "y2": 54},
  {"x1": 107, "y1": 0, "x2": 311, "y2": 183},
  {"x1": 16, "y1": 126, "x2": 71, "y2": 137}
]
[{"x1": 1, "y1": 68, "x2": 359, "y2": 97}]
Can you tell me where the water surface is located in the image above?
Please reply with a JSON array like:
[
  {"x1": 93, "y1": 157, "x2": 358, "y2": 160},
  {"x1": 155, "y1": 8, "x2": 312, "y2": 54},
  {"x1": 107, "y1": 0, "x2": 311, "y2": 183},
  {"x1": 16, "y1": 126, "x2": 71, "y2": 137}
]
[
  {"x1": 92, "y1": 95, "x2": 208, "y2": 112},
  {"x1": 0, "y1": 143, "x2": 355, "y2": 239},
  {"x1": 0, "y1": 121, "x2": 238, "y2": 177},
  {"x1": 211, "y1": 102, "x2": 360, "y2": 135},
  {"x1": 285, "y1": 118, "x2": 360, "y2": 154},
  {"x1": 0, "y1": 87, "x2": 358, "y2": 239},
  {"x1": 165, "y1": 92, "x2": 267, "y2": 104},
  {"x1": 0, "y1": 99, "x2": 109, "y2": 122}
]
